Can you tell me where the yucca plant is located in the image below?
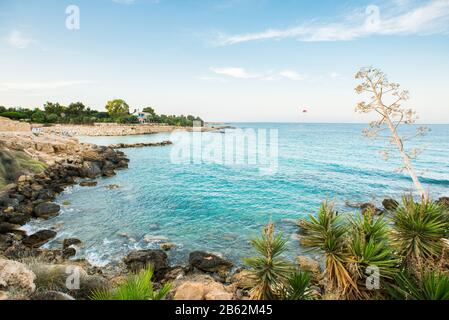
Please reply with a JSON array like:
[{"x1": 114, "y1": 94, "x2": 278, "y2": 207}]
[
  {"x1": 282, "y1": 271, "x2": 315, "y2": 300},
  {"x1": 244, "y1": 222, "x2": 293, "y2": 300},
  {"x1": 388, "y1": 270, "x2": 449, "y2": 300},
  {"x1": 390, "y1": 197, "x2": 449, "y2": 270},
  {"x1": 299, "y1": 203, "x2": 356, "y2": 298},
  {"x1": 346, "y1": 214, "x2": 400, "y2": 299},
  {"x1": 90, "y1": 267, "x2": 171, "y2": 300}
]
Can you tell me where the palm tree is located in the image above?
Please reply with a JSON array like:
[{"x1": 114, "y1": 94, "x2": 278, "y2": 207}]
[
  {"x1": 282, "y1": 271, "x2": 315, "y2": 300},
  {"x1": 90, "y1": 267, "x2": 171, "y2": 300},
  {"x1": 346, "y1": 214, "x2": 400, "y2": 299},
  {"x1": 244, "y1": 223, "x2": 293, "y2": 300},
  {"x1": 388, "y1": 270, "x2": 449, "y2": 300},
  {"x1": 390, "y1": 197, "x2": 449, "y2": 271},
  {"x1": 299, "y1": 203, "x2": 356, "y2": 298}
]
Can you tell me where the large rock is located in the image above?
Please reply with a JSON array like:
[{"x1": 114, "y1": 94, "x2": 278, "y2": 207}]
[
  {"x1": 33, "y1": 202, "x2": 60, "y2": 219},
  {"x1": 382, "y1": 198, "x2": 399, "y2": 211},
  {"x1": 297, "y1": 256, "x2": 321, "y2": 274},
  {"x1": 0, "y1": 259, "x2": 36, "y2": 295},
  {"x1": 230, "y1": 270, "x2": 253, "y2": 289},
  {"x1": 63, "y1": 238, "x2": 82, "y2": 249},
  {"x1": 22, "y1": 230, "x2": 57, "y2": 248},
  {"x1": 82, "y1": 161, "x2": 102, "y2": 178},
  {"x1": 123, "y1": 249, "x2": 168, "y2": 273},
  {"x1": 173, "y1": 274, "x2": 233, "y2": 301},
  {"x1": 189, "y1": 251, "x2": 233, "y2": 275},
  {"x1": 0, "y1": 222, "x2": 20, "y2": 234}
]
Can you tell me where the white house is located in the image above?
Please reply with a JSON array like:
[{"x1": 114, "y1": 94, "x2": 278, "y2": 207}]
[{"x1": 131, "y1": 109, "x2": 151, "y2": 123}]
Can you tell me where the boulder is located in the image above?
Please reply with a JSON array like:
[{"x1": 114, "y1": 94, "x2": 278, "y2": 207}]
[
  {"x1": 22, "y1": 230, "x2": 57, "y2": 248},
  {"x1": 33, "y1": 202, "x2": 60, "y2": 219},
  {"x1": 0, "y1": 222, "x2": 20, "y2": 234},
  {"x1": 230, "y1": 270, "x2": 253, "y2": 289},
  {"x1": 189, "y1": 251, "x2": 233, "y2": 275},
  {"x1": 173, "y1": 274, "x2": 233, "y2": 301},
  {"x1": 7, "y1": 213, "x2": 31, "y2": 225},
  {"x1": 0, "y1": 259, "x2": 36, "y2": 295},
  {"x1": 82, "y1": 161, "x2": 102, "y2": 178},
  {"x1": 297, "y1": 256, "x2": 321, "y2": 274},
  {"x1": 79, "y1": 181, "x2": 97, "y2": 187},
  {"x1": 62, "y1": 247, "x2": 77, "y2": 258},
  {"x1": 30, "y1": 291, "x2": 75, "y2": 300},
  {"x1": 382, "y1": 198, "x2": 399, "y2": 211},
  {"x1": 123, "y1": 249, "x2": 168, "y2": 273},
  {"x1": 63, "y1": 238, "x2": 82, "y2": 249}
]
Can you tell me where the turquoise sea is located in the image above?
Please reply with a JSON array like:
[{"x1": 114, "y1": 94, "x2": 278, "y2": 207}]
[{"x1": 26, "y1": 123, "x2": 449, "y2": 266}]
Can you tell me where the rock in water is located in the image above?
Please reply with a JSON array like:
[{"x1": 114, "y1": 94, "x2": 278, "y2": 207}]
[
  {"x1": 22, "y1": 230, "x2": 57, "y2": 248},
  {"x1": 33, "y1": 202, "x2": 61, "y2": 219},
  {"x1": 62, "y1": 238, "x2": 82, "y2": 249},
  {"x1": 188, "y1": 251, "x2": 233, "y2": 274},
  {"x1": 79, "y1": 181, "x2": 97, "y2": 187},
  {"x1": 123, "y1": 249, "x2": 168, "y2": 273},
  {"x1": 382, "y1": 198, "x2": 399, "y2": 211}
]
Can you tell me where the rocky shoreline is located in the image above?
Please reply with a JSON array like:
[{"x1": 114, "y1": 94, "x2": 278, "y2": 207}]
[{"x1": 0, "y1": 132, "x2": 253, "y2": 300}]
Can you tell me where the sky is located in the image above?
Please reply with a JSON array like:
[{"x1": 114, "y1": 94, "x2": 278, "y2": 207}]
[{"x1": 0, "y1": 0, "x2": 449, "y2": 123}]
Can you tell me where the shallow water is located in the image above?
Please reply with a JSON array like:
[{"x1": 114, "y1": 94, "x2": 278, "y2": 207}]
[{"x1": 26, "y1": 123, "x2": 449, "y2": 266}]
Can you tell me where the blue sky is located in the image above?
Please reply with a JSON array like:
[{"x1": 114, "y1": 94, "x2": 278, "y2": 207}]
[{"x1": 1, "y1": 0, "x2": 449, "y2": 122}]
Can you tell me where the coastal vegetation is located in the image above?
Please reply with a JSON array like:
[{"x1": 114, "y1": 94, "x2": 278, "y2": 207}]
[
  {"x1": 0, "y1": 101, "x2": 203, "y2": 127},
  {"x1": 90, "y1": 267, "x2": 171, "y2": 301},
  {"x1": 242, "y1": 197, "x2": 449, "y2": 300}
]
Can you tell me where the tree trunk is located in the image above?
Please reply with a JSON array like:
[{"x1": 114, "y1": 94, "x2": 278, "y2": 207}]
[{"x1": 379, "y1": 105, "x2": 428, "y2": 200}]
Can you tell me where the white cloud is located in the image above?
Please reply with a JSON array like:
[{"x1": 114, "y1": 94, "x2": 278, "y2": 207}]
[
  {"x1": 6, "y1": 30, "x2": 37, "y2": 49},
  {"x1": 0, "y1": 80, "x2": 95, "y2": 92},
  {"x1": 279, "y1": 70, "x2": 306, "y2": 81},
  {"x1": 210, "y1": 67, "x2": 260, "y2": 79},
  {"x1": 216, "y1": 0, "x2": 449, "y2": 45}
]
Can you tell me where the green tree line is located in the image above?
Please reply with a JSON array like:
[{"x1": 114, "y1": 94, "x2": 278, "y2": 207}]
[{"x1": 0, "y1": 99, "x2": 203, "y2": 127}]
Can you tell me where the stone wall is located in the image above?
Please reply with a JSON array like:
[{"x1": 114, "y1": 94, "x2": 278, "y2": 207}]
[{"x1": 41, "y1": 123, "x2": 179, "y2": 136}]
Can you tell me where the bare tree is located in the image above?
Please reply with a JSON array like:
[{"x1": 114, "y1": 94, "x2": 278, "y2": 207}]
[{"x1": 355, "y1": 67, "x2": 429, "y2": 200}]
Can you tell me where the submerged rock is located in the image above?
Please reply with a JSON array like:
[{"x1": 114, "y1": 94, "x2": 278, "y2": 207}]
[
  {"x1": 123, "y1": 249, "x2": 168, "y2": 273},
  {"x1": 160, "y1": 242, "x2": 176, "y2": 251},
  {"x1": 22, "y1": 230, "x2": 57, "y2": 248},
  {"x1": 189, "y1": 251, "x2": 233, "y2": 275},
  {"x1": 79, "y1": 180, "x2": 97, "y2": 187}
]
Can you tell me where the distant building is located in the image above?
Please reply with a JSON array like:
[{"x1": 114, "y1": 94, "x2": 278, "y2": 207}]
[
  {"x1": 31, "y1": 125, "x2": 43, "y2": 134},
  {"x1": 131, "y1": 109, "x2": 151, "y2": 123}
]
